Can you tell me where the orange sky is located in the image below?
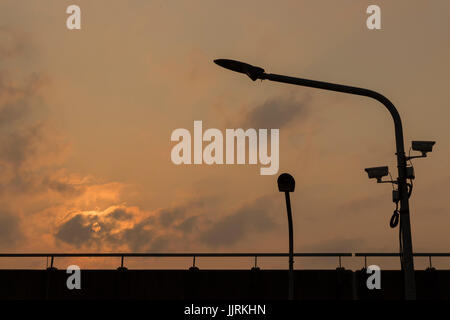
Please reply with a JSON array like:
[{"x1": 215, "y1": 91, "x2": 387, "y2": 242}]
[{"x1": 0, "y1": 1, "x2": 450, "y2": 270}]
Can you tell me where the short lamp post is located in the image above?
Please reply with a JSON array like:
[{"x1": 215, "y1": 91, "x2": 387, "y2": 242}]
[{"x1": 277, "y1": 173, "x2": 295, "y2": 300}]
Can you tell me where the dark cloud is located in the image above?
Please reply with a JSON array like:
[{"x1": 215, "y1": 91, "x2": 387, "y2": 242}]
[
  {"x1": 107, "y1": 208, "x2": 132, "y2": 221},
  {"x1": 42, "y1": 177, "x2": 84, "y2": 197},
  {"x1": 0, "y1": 28, "x2": 71, "y2": 250},
  {"x1": 0, "y1": 123, "x2": 44, "y2": 168},
  {"x1": 0, "y1": 121, "x2": 71, "y2": 196},
  {"x1": 0, "y1": 72, "x2": 42, "y2": 127},
  {"x1": 54, "y1": 200, "x2": 206, "y2": 251},
  {"x1": 174, "y1": 215, "x2": 199, "y2": 233},
  {"x1": 0, "y1": 210, "x2": 24, "y2": 248},
  {"x1": 158, "y1": 200, "x2": 204, "y2": 227},
  {"x1": 0, "y1": 28, "x2": 72, "y2": 200},
  {"x1": 158, "y1": 207, "x2": 188, "y2": 227},
  {"x1": 119, "y1": 201, "x2": 206, "y2": 251},
  {"x1": 118, "y1": 216, "x2": 156, "y2": 251},
  {"x1": 55, "y1": 210, "x2": 129, "y2": 248},
  {"x1": 0, "y1": 26, "x2": 30, "y2": 60},
  {"x1": 240, "y1": 95, "x2": 311, "y2": 129},
  {"x1": 0, "y1": 28, "x2": 39, "y2": 128},
  {"x1": 55, "y1": 214, "x2": 94, "y2": 247},
  {"x1": 53, "y1": 195, "x2": 281, "y2": 252},
  {"x1": 199, "y1": 195, "x2": 278, "y2": 247}
]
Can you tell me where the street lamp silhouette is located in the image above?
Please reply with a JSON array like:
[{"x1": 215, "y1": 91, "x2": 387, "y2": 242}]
[
  {"x1": 277, "y1": 173, "x2": 295, "y2": 301},
  {"x1": 214, "y1": 58, "x2": 436, "y2": 300}
]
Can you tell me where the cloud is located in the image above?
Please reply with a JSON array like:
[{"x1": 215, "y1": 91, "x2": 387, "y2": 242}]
[
  {"x1": 117, "y1": 217, "x2": 156, "y2": 251},
  {"x1": 107, "y1": 208, "x2": 132, "y2": 221},
  {"x1": 53, "y1": 195, "x2": 281, "y2": 252},
  {"x1": 199, "y1": 195, "x2": 279, "y2": 247},
  {"x1": 0, "y1": 28, "x2": 127, "y2": 252},
  {"x1": 54, "y1": 201, "x2": 205, "y2": 251},
  {"x1": 0, "y1": 76, "x2": 70, "y2": 196},
  {"x1": 0, "y1": 26, "x2": 30, "y2": 60},
  {"x1": 174, "y1": 215, "x2": 199, "y2": 233},
  {"x1": 157, "y1": 199, "x2": 205, "y2": 227},
  {"x1": 239, "y1": 95, "x2": 311, "y2": 129},
  {"x1": 0, "y1": 210, "x2": 24, "y2": 248},
  {"x1": 55, "y1": 214, "x2": 94, "y2": 247},
  {"x1": 116, "y1": 200, "x2": 206, "y2": 251},
  {"x1": 42, "y1": 175, "x2": 85, "y2": 197},
  {"x1": 0, "y1": 27, "x2": 302, "y2": 256},
  {"x1": 0, "y1": 123, "x2": 46, "y2": 168},
  {"x1": 0, "y1": 29, "x2": 69, "y2": 199},
  {"x1": 55, "y1": 206, "x2": 137, "y2": 248},
  {"x1": 0, "y1": 73, "x2": 43, "y2": 127}
]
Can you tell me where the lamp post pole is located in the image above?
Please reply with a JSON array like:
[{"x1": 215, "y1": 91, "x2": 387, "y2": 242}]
[
  {"x1": 284, "y1": 191, "x2": 294, "y2": 300},
  {"x1": 278, "y1": 173, "x2": 296, "y2": 300},
  {"x1": 214, "y1": 59, "x2": 416, "y2": 300}
]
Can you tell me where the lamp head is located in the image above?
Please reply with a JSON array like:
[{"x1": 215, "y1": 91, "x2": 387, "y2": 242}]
[
  {"x1": 277, "y1": 173, "x2": 295, "y2": 192},
  {"x1": 214, "y1": 59, "x2": 265, "y2": 81}
]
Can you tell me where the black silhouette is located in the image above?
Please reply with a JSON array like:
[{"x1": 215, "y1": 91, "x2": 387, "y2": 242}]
[
  {"x1": 215, "y1": 58, "x2": 436, "y2": 300},
  {"x1": 277, "y1": 173, "x2": 295, "y2": 300}
]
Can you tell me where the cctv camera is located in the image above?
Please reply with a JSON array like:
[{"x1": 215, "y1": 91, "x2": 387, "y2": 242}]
[
  {"x1": 412, "y1": 141, "x2": 435, "y2": 154},
  {"x1": 364, "y1": 166, "x2": 389, "y2": 181}
]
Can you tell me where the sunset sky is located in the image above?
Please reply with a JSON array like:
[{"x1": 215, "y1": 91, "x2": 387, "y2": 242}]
[{"x1": 0, "y1": 1, "x2": 449, "y2": 269}]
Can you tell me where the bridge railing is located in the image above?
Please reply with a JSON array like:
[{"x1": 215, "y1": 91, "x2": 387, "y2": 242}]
[
  {"x1": 0, "y1": 252, "x2": 448, "y2": 270},
  {"x1": 0, "y1": 253, "x2": 352, "y2": 270},
  {"x1": 355, "y1": 253, "x2": 450, "y2": 270}
]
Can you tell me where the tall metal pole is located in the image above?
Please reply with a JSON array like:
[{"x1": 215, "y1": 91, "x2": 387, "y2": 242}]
[
  {"x1": 284, "y1": 191, "x2": 294, "y2": 300},
  {"x1": 261, "y1": 73, "x2": 416, "y2": 300}
]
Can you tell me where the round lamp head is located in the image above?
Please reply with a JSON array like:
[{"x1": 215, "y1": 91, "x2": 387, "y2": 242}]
[
  {"x1": 277, "y1": 173, "x2": 295, "y2": 192},
  {"x1": 214, "y1": 59, "x2": 265, "y2": 81}
]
